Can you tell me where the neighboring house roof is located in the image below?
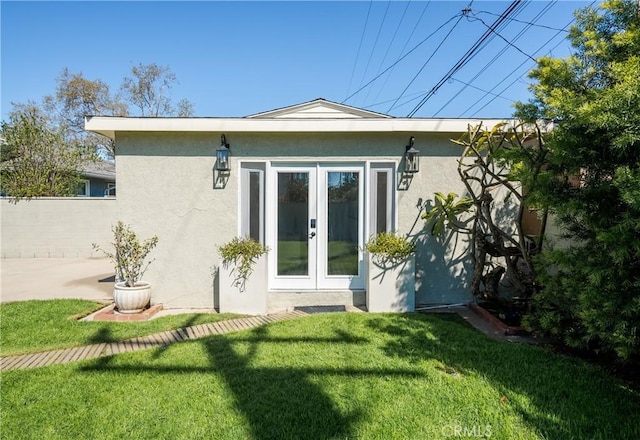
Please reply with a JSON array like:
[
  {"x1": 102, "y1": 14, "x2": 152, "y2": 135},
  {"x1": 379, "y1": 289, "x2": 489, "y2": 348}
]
[
  {"x1": 81, "y1": 160, "x2": 115, "y2": 180},
  {"x1": 85, "y1": 98, "x2": 512, "y2": 139}
]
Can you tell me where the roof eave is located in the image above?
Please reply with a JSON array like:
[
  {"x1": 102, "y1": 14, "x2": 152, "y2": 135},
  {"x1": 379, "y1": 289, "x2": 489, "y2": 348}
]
[{"x1": 85, "y1": 116, "x2": 513, "y2": 139}]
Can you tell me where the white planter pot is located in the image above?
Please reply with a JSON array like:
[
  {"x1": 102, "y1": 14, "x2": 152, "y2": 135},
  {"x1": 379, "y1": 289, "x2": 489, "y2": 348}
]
[
  {"x1": 219, "y1": 255, "x2": 267, "y2": 315},
  {"x1": 113, "y1": 281, "x2": 152, "y2": 314},
  {"x1": 366, "y1": 253, "x2": 415, "y2": 313}
]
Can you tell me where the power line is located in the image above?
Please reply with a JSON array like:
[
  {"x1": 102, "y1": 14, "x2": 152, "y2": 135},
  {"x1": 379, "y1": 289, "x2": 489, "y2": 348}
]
[
  {"x1": 356, "y1": 1, "x2": 392, "y2": 106},
  {"x1": 476, "y1": 10, "x2": 570, "y2": 32},
  {"x1": 466, "y1": 13, "x2": 536, "y2": 62},
  {"x1": 406, "y1": 0, "x2": 524, "y2": 118},
  {"x1": 451, "y1": 77, "x2": 516, "y2": 103},
  {"x1": 363, "y1": 1, "x2": 413, "y2": 104},
  {"x1": 386, "y1": 14, "x2": 465, "y2": 113},
  {"x1": 342, "y1": 12, "x2": 462, "y2": 105},
  {"x1": 372, "y1": 1, "x2": 431, "y2": 103},
  {"x1": 362, "y1": 89, "x2": 433, "y2": 111},
  {"x1": 467, "y1": 19, "x2": 575, "y2": 117},
  {"x1": 462, "y1": 0, "x2": 599, "y2": 117},
  {"x1": 469, "y1": 30, "x2": 572, "y2": 117},
  {"x1": 346, "y1": 1, "x2": 373, "y2": 99},
  {"x1": 432, "y1": 1, "x2": 555, "y2": 116}
]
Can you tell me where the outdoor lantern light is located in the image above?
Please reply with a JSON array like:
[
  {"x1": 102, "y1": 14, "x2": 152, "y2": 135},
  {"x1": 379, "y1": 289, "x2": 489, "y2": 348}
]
[
  {"x1": 404, "y1": 136, "x2": 419, "y2": 173},
  {"x1": 216, "y1": 134, "x2": 230, "y2": 172}
]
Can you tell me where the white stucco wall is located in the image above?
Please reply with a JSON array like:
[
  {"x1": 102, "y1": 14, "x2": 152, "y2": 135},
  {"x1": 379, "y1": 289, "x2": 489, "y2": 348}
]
[
  {"x1": 1, "y1": 198, "x2": 117, "y2": 258},
  {"x1": 115, "y1": 131, "x2": 475, "y2": 308}
]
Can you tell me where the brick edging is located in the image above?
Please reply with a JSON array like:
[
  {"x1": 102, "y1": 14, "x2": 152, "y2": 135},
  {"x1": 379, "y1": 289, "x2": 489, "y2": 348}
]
[
  {"x1": 0, "y1": 311, "x2": 307, "y2": 372},
  {"x1": 468, "y1": 302, "x2": 528, "y2": 336}
]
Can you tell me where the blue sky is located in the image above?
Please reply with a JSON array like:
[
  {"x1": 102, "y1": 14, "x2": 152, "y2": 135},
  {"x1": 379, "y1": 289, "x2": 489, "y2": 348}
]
[{"x1": 2, "y1": 1, "x2": 591, "y2": 120}]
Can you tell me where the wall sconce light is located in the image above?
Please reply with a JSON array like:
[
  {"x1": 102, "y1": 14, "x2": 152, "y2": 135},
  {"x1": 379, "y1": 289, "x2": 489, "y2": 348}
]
[
  {"x1": 216, "y1": 134, "x2": 230, "y2": 172},
  {"x1": 404, "y1": 136, "x2": 419, "y2": 173}
]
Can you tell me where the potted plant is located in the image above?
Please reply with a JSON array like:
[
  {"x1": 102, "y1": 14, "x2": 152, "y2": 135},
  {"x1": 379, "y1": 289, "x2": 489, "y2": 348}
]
[
  {"x1": 93, "y1": 221, "x2": 158, "y2": 314},
  {"x1": 365, "y1": 232, "x2": 416, "y2": 312},
  {"x1": 217, "y1": 237, "x2": 269, "y2": 314}
]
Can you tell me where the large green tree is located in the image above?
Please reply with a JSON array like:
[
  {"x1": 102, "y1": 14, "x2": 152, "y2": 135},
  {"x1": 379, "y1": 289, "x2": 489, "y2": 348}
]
[
  {"x1": 516, "y1": 0, "x2": 640, "y2": 361},
  {"x1": 1, "y1": 105, "x2": 94, "y2": 199}
]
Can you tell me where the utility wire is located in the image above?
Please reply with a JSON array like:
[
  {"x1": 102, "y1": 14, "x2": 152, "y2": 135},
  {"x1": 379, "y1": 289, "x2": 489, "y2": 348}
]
[
  {"x1": 346, "y1": 1, "x2": 373, "y2": 99},
  {"x1": 372, "y1": 1, "x2": 431, "y2": 103},
  {"x1": 466, "y1": 15, "x2": 576, "y2": 116},
  {"x1": 363, "y1": 89, "x2": 434, "y2": 110},
  {"x1": 466, "y1": 13, "x2": 536, "y2": 61},
  {"x1": 432, "y1": 1, "x2": 554, "y2": 116},
  {"x1": 364, "y1": 1, "x2": 413, "y2": 104},
  {"x1": 386, "y1": 13, "x2": 465, "y2": 113},
  {"x1": 342, "y1": 12, "x2": 462, "y2": 104},
  {"x1": 476, "y1": 10, "x2": 570, "y2": 32},
  {"x1": 469, "y1": 27, "x2": 573, "y2": 117},
  {"x1": 356, "y1": 1, "x2": 392, "y2": 106},
  {"x1": 406, "y1": 0, "x2": 523, "y2": 118},
  {"x1": 462, "y1": 0, "x2": 598, "y2": 117},
  {"x1": 450, "y1": 78, "x2": 516, "y2": 102}
]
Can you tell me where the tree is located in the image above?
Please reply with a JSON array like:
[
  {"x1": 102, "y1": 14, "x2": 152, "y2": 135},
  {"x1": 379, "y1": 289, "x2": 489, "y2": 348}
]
[
  {"x1": 423, "y1": 122, "x2": 548, "y2": 300},
  {"x1": 46, "y1": 68, "x2": 128, "y2": 158},
  {"x1": 0, "y1": 105, "x2": 94, "y2": 199},
  {"x1": 120, "y1": 63, "x2": 194, "y2": 117},
  {"x1": 516, "y1": 0, "x2": 640, "y2": 361}
]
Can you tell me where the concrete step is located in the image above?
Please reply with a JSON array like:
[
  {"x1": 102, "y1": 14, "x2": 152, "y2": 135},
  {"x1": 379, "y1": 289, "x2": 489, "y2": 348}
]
[{"x1": 267, "y1": 290, "x2": 365, "y2": 313}]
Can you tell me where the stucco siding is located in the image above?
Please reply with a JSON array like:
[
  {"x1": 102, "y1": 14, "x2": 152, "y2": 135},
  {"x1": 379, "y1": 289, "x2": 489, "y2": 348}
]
[
  {"x1": 1, "y1": 198, "x2": 117, "y2": 258},
  {"x1": 115, "y1": 131, "x2": 474, "y2": 308}
]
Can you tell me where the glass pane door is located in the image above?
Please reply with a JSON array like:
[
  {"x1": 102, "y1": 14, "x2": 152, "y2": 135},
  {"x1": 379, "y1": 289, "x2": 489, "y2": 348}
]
[
  {"x1": 277, "y1": 172, "x2": 310, "y2": 276},
  {"x1": 270, "y1": 163, "x2": 364, "y2": 291},
  {"x1": 326, "y1": 171, "x2": 359, "y2": 276}
]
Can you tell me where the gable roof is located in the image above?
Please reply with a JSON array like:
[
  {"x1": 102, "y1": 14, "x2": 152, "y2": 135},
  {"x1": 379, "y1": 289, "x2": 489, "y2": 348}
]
[
  {"x1": 246, "y1": 98, "x2": 392, "y2": 119},
  {"x1": 81, "y1": 160, "x2": 115, "y2": 180}
]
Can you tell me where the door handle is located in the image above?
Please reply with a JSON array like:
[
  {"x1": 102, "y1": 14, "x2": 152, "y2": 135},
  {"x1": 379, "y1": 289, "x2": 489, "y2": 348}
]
[{"x1": 309, "y1": 231, "x2": 316, "y2": 239}]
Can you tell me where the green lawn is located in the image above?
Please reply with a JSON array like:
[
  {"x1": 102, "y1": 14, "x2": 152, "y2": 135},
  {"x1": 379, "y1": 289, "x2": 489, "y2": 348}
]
[
  {"x1": 277, "y1": 240, "x2": 358, "y2": 275},
  {"x1": 2, "y1": 310, "x2": 638, "y2": 439},
  {"x1": 0, "y1": 299, "x2": 239, "y2": 356}
]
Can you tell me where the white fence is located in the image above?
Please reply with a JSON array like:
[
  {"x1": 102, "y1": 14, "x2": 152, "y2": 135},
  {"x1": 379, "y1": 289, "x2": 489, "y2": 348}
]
[{"x1": 1, "y1": 198, "x2": 117, "y2": 258}]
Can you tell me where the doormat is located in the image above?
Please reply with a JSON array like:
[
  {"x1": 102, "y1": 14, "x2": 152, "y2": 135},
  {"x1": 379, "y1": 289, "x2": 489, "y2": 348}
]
[{"x1": 294, "y1": 305, "x2": 346, "y2": 314}]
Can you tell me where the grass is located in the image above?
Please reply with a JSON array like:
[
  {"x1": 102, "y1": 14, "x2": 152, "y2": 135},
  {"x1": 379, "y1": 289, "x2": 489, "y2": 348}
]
[
  {"x1": 0, "y1": 299, "x2": 239, "y2": 356},
  {"x1": 277, "y1": 240, "x2": 359, "y2": 275},
  {"x1": 2, "y1": 311, "x2": 639, "y2": 439}
]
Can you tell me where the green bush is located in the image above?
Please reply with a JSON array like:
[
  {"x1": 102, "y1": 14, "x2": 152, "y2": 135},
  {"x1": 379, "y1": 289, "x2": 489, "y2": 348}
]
[
  {"x1": 365, "y1": 232, "x2": 415, "y2": 262},
  {"x1": 93, "y1": 221, "x2": 158, "y2": 287},
  {"x1": 218, "y1": 237, "x2": 269, "y2": 287}
]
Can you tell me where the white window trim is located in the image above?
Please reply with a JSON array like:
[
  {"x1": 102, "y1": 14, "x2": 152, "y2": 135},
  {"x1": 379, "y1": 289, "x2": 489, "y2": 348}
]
[
  {"x1": 369, "y1": 162, "x2": 396, "y2": 236},
  {"x1": 78, "y1": 179, "x2": 90, "y2": 197},
  {"x1": 239, "y1": 162, "x2": 265, "y2": 244}
]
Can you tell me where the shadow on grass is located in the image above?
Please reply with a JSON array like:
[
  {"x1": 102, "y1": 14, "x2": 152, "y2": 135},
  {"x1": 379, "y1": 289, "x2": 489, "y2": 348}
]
[
  {"x1": 80, "y1": 323, "x2": 423, "y2": 439},
  {"x1": 83, "y1": 314, "x2": 206, "y2": 345},
  {"x1": 366, "y1": 313, "x2": 640, "y2": 439}
]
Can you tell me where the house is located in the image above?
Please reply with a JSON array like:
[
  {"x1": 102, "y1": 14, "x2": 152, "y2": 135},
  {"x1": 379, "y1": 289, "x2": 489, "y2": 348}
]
[
  {"x1": 77, "y1": 160, "x2": 116, "y2": 197},
  {"x1": 85, "y1": 98, "x2": 509, "y2": 313}
]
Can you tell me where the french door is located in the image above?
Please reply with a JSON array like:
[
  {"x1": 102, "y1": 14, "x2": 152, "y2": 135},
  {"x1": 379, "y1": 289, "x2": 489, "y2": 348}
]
[{"x1": 269, "y1": 163, "x2": 365, "y2": 290}]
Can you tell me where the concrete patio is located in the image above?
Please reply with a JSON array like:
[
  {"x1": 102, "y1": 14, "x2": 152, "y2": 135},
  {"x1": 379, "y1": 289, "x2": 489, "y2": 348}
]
[{"x1": 1, "y1": 258, "x2": 114, "y2": 303}]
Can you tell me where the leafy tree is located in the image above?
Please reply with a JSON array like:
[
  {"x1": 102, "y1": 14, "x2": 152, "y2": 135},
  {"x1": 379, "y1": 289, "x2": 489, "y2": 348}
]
[
  {"x1": 516, "y1": 0, "x2": 640, "y2": 361},
  {"x1": 120, "y1": 63, "x2": 194, "y2": 117},
  {"x1": 0, "y1": 105, "x2": 94, "y2": 199},
  {"x1": 1, "y1": 63, "x2": 194, "y2": 196}
]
